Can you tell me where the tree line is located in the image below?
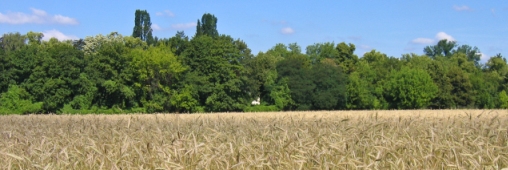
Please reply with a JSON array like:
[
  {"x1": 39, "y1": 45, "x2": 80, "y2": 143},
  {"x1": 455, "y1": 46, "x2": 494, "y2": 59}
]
[{"x1": 1, "y1": 10, "x2": 507, "y2": 114}]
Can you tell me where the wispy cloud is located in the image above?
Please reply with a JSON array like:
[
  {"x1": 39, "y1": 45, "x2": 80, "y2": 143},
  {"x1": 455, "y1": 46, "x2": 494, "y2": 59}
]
[
  {"x1": 453, "y1": 5, "x2": 472, "y2": 11},
  {"x1": 411, "y1": 38, "x2": 434, "y2": 45},
  {"x1": 171, "y1": 22, "x2": 196, "y2": 30},
  {"x1": 156, "y1": 10, "x2": 175, "y2": 17},
  {"x1": 280, "y1": 27, "x2": 295, "y2": 34},
  {"x1": 152, "y1": 24, "x2": 162, "y2": 31},
  {"x1": 411, "y1": 32, "x2": 455, "y2": 45},
  {"x1": 42, "y1": 29, "x2": 78, "y2": 41},
  {"x1": 0, "y1": 8, "x2": 78, "y2": 25},
  {"x1": 348, "y1": 36, "x2": 362, "y2": 41}
]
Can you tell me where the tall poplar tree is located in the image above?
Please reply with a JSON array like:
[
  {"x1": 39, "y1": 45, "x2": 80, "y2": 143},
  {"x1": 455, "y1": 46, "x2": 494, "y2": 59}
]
[{"x1": 132, "y1": 10, "x2": 154, "y2": 45}]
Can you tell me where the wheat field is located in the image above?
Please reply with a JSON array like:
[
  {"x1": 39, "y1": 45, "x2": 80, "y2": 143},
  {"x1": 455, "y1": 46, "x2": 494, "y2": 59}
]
[{"x1": 1, "y1": 110, "x2": 508, "y2": 169}]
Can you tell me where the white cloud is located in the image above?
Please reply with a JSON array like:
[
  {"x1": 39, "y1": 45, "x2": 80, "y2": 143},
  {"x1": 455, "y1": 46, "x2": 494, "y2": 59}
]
[
  {"x1": 453, "y1": 5, "x2": 472, "y2": 11},
  {"x1": 156, "y1": 10, "x2": 175, "y2": 17},
  {"x1": 435, "y1": 32, "x2": 455, "y2": 41},
  {"x1": 411, "y1": 38, "x2": 434, "y2": 45},
  {"x1": 479, "y1": 53, "x2": 493, "y2": 63},
  {"x1": 280, "y1": 27, "x2": 294, "y2": 34},
  {"x1": 152, "y1": 24, "x2": 162, "y2": 31},
  {"x1": 479, "y1": 53, "x2": 490, "y2": 60},
  {"x1": 410, "y1": 32, "x2": 455, "y2": 46},
  {"x1": 0, "y1": 8, "x2": 78, "y2": 25},
  {"x1": 171, "y1": 22, "x2": 196, "y2": 30},
  {"x1": 42, "y1": 30, "x2": 78, "y2": 41}
]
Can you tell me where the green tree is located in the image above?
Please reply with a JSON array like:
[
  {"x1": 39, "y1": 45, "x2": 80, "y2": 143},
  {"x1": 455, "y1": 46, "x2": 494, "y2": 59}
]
[
  {"x1": 424, "y1": 39, "x2": 457, "y2": 58},
  {"x1": 181, "y1": 33, "x2": 251, "y2": 112},
  {"x1": 310, "y1": 62, "x2": 347, "y2": 110},
  {"x1": 499, "y1": 90, "x2": 508, "y2": 109},
  {"x1": 21, "y1": 38, "x2": 89, "y2": 113},
  {"x1": 276, "y1": 54, "x2": 314, "y2": 110},
  {"x1": 336, "y1": 42, "x2": 358, "y2": 73},
  {"x1": 195, "y1": 13, "x2": 218, "y2": 37},
  {"x1": 0, "y1": 85, "x2": 42, "y2": 114},
  {"x1": 306, "y1": 42, "x2": 339, "y2": 64},
  {"x1": 84, "y1": 33, "x2": 138, "y2": 110},
  {"x1": 132, "y1": 10, "x2": 154, "y2": 45},
  {"x1": 454, "y1": 45, "x2": 481, "y2": 67},
  {"x1": 0, "y1": 32, "x2": 26, "y2": 54},
  {"x1": 129, "y1": 45, "x2": 186, "y2": 112},
  {"x1": 384, "y1": 67, "x2": 438, "y2": 109},
  {"x1": 346, "y1": 60, "x2": 381, "y2": 109}
]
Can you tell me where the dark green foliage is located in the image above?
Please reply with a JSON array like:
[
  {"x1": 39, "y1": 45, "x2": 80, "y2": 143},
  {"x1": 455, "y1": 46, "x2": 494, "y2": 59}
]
[
  {"x1": 195, "y1": 13, "x2": 219, "y2": 37},
  {"x1": 310, "y1": 62, "x2": 347, "y2": 110},
  {"x1": 132, "y1": 10, "x2": 154, "y2": 45},
  {"x1": 424, "y1": 39, "x2": 457, "y2": 58}
]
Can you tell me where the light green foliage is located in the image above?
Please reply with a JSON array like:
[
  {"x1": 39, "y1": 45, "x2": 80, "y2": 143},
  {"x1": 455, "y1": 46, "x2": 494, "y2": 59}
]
[
  {"x1": 130, "y1": 45, "x2": 185, "y2": 112},
  {"x1": 0, "y1": 85, "x2": 42, "y2": 114},
  {"x1": 346, "y1": 60, "x2": 384, "y2": 110},
  {"x1": 171, "y1": 85, "x2": 199, "y2": 113},
  {"x1": 384, "y1": 67, "x2": 438, "y2": 109},
  {"x1": 499, "y1": 90, "x2": 508, "y2": 109},
  {"x1": 306, "y1": 42, "x2": 339, "y2": 64}
]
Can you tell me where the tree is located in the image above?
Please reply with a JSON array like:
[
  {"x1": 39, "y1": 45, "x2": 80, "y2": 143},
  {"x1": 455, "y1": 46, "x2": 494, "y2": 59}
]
[
  {"x1": 454, "y1": 45, "x2": 481, "y2": 67},
  {"x1": 0, "y1": 32, "x2": 26, "y2": 54},
  {"x1": 181, "y1": 33, "x2": 251, "y2": 112},
  {"x1": 0, "y1": 85, "x2": 42, "y2": 114},
  {"x1": 195, "y1": 13, "x2": 218, "y2": 37},
  {"x1": 132, "y1": 10, "x2": 154, "y2": 45},
  {"x1": 21, "y1": 39, "x2": 88, "y2": 113},
  {"x1": 346, "y1": 60, "x2": 382, "y2": 109},
  {"x1": 129, "y1": 45, "x2": 186, "y2": 112},
  {"x1": 499, "y1": 90, "x2": 508, "y2": 109},
  {"x1": 424, "y1": 39, "x2": 457, "y2": 58},
  {"x1": 310, "y1": 62, "x2": 347, "y2": 110},
  {"x1": 306, "y1": 42, "x2": 339, "y2": 64},
  {"x1": 384, "y1": 67, "x2": 438, "y2": 109},
  {"x1": 276, "y1": 54, "x2": 314, "y2": 110},
  {"x1": 336, "y1": 42, "x2": 358, "y2": 73}
]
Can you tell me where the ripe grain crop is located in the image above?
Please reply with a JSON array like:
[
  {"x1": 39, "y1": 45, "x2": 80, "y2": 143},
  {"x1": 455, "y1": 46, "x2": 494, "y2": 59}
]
[{"x1": 1, "y1": 110, "x2": 508, "y2": 169}]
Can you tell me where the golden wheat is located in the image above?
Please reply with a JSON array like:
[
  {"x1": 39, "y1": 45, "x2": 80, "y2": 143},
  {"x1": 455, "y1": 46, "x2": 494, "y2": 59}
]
[{"x1": 1, "y1": 110, "x2": 508, "y2": 169}]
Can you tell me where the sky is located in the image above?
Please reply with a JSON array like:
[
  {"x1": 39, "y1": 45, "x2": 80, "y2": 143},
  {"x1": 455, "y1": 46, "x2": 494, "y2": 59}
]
[{"x1": 1, "y1": 0, "x2": 507, "y2": 63}]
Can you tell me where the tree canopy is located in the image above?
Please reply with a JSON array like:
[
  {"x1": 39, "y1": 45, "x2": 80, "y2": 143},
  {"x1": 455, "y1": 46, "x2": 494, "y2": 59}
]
[{"x1": 0, "y1": 11, "x2": 506, "y2": 114}]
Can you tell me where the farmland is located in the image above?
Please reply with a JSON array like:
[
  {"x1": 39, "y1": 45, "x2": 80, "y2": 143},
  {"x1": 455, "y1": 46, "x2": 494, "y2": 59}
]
[{"x1": 1, "y1": 110, "x2": 508, "y2": 169}]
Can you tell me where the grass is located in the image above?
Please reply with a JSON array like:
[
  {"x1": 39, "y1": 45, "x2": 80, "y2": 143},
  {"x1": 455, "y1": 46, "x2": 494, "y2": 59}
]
[{"x1": 1, "y1": 110, "x2": 508, "y2": 169}]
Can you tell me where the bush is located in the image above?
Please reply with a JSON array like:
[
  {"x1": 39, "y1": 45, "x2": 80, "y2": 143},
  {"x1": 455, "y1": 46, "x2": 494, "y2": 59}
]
[{"x1": 0, "y1": 85, "x2": 43, "y2": 114}]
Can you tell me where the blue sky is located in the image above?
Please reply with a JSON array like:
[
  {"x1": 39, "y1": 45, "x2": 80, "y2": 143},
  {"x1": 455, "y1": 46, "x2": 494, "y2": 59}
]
[{"x1": 1, "y1": 0, "x2": 507, "y2": 62}]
